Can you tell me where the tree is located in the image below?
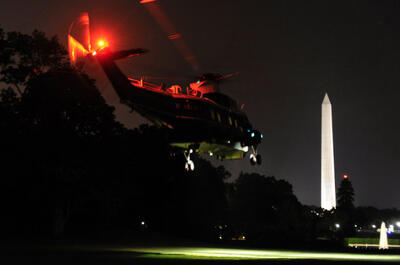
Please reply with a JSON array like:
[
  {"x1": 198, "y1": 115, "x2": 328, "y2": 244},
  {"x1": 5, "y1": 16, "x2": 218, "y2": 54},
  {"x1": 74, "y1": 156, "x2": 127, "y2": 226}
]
[
  {"x1": 229, "y1": 173, "x2": 309, "y2": 246},
  {"x1": 337, "y1": 175, "x2": 355, "y2": 211},
  {"x1": 0, "y1": 28, "x2": 124, "y2": 237},
  {"x1": 0, "y1": 29, "x2": 67, "y2": 95},
  {"x1": 335, "y1": 175, "x2": 356, "y2": 237}
]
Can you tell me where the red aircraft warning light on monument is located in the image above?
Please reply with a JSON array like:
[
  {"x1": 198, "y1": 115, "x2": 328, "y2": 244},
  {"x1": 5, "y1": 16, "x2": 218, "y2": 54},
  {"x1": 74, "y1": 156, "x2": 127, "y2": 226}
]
[{"x1": 68, "y1": 9, "x2": 263, "y2": 171}]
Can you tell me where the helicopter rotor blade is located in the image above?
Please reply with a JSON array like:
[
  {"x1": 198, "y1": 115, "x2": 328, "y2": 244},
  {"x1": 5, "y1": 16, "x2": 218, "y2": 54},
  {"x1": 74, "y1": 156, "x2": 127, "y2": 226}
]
[
  {"x1": 192, "y1": 72, "x2": 240, "y2": 84},
  {"x1": 130, "y1": 75, "x2": 190, "y2": 82},
  {"x1": 216, "y1": 72, "x2": 240, "y2": 81},
  {"x1": 140, "y1": 0, "x2": 200, "y2": 71}
]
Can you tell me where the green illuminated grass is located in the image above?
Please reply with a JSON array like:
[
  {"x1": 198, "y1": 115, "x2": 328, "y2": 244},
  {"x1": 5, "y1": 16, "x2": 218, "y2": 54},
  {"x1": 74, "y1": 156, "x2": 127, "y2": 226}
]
[{"x1": 346, "y1": 237, "x2": 400, "y2": 245}]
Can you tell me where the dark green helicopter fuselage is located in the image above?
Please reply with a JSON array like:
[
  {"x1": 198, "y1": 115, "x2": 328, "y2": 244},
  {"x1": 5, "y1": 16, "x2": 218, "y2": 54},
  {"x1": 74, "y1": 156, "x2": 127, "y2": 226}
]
[{"x1": 96, "y1": 48, "x2": 262, "y2": 159}]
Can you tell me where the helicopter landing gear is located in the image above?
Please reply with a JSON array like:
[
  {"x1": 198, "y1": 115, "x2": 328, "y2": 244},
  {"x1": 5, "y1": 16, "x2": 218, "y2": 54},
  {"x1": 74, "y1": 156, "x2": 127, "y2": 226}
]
[
  {"x1": 184, "y1": 149, "x2": 195, "y2": 171},
  {"x1": 249, "y1": 146, "x2": 262, "y2": 166},
  {"x1": 250, "y1": 153, "x2": 257, "y2": 165}
]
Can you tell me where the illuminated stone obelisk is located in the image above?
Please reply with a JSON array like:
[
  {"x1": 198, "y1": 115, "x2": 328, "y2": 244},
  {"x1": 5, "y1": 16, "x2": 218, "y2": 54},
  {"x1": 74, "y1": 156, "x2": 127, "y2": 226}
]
[{"x1": 321, "y1": 93, "x2": 336, "y2": 210}]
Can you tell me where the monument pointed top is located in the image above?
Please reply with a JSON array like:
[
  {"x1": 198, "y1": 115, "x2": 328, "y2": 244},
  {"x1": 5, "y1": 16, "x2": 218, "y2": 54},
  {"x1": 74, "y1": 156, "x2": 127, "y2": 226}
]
[{"x1": 322, "y1": 93, "x2": 331, "y2": 104}]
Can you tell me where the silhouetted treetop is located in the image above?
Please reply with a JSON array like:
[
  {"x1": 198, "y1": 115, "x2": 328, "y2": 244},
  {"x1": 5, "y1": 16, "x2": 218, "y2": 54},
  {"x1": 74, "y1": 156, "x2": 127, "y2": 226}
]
[
  {"x1": 0, "y1": 28, "x2": 68, "y2": 95},
  {"x1": 337, "y1": 177, "x2": 355, "y2": 210}
]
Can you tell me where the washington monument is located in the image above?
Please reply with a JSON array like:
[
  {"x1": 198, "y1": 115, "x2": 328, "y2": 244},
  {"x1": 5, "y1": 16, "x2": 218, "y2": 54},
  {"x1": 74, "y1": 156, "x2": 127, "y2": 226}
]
[{"x1": 321, "y1": 93, "x2": 336, "y2": 210}]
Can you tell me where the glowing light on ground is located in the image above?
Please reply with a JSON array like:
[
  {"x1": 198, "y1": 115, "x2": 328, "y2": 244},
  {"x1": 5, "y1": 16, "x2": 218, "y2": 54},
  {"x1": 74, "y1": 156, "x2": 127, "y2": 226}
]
[{"x1": 119, "y1": 247, "x2": 400, "y2": 262}]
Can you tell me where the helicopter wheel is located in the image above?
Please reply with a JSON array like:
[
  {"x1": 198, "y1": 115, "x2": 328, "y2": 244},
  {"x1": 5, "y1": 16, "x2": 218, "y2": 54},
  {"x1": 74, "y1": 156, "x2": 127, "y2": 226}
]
[
  {"x1": 256, "y1": 154, "x2": 262, "y2": 165},
  {"x1": 250, "y1": 154, "x2": 257, "y2": 166},
  {"x1": 185, "y1": 160, "x2": 195, "y2": 171},
  {"x1": 188, "y1": 160, "x2": 194, "y2": 171}
]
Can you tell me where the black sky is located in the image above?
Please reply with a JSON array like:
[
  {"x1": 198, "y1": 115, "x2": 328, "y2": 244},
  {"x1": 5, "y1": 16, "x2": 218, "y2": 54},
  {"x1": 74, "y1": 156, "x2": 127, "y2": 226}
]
[{"x1": 2, "y1": 0, "x2": 400, "y2": 208}]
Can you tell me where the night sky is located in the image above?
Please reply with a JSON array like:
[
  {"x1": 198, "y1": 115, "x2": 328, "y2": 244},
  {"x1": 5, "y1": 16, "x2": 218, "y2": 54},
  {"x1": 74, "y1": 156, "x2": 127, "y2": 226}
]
[{"x1": 2, "y1": 0, "x2": 400, "y2": 208}]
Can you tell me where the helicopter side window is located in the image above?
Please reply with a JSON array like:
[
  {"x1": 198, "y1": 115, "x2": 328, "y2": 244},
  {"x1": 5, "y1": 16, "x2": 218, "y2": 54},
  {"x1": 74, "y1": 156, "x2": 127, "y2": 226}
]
[
  {"x1": 228, "y1": 116, "x2": 233, "y2": 126},
  {"x1": 217, "y1": 113, "x2": 221, "y2": 123},
  {"x1": 210, "y1": 109, "x2": 216, "y2": 120}
]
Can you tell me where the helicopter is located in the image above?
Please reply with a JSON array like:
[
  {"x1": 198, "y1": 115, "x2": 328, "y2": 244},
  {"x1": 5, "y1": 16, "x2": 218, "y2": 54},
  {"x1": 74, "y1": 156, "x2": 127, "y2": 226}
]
[{"x1": 68, "y1": 11, "x2": 263, "y2": 171}]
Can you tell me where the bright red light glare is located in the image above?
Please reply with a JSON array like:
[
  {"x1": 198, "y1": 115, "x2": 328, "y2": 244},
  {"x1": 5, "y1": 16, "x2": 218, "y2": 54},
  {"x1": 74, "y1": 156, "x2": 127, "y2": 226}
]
[{"x1": 95, "y1": 39, "x2": 109, "y2": 49}]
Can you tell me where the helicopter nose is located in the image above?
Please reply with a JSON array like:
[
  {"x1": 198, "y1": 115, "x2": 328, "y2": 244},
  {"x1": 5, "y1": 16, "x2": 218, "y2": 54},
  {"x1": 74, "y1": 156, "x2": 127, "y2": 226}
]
[
  {"x1": 245, "y1": 129, "x2": 263, "y2": 146},
  {"x1": 254, "y1": 130, "x2": 263, "y2": 144}
]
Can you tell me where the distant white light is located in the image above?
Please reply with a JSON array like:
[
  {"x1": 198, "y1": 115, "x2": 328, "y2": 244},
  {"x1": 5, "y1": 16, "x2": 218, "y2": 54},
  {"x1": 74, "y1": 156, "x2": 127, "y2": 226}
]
[
  {"x1": 209, "y1": 152, "x2": 213, "y2": 156},
  {"x1": 219, "y1": 235, "x2": 223, "y2": 240},
  {"x1": 141, "y1": 221, "x2": 145, "y2": 226},
  {"x1": 335, "y1": 223, "x2": 340, "y2": 228},
  {"x1": 396, "y1": 222, "x2": 400, "y2": 227},
  {"x1": 372, "y1": 224, "x2": 377, "y2": 229}
]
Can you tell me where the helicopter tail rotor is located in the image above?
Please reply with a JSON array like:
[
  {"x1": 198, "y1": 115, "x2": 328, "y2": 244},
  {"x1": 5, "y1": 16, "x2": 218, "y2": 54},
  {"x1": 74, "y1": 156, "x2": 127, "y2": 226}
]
[
  {"x1": 68, "y1": 13, "x2": 148, "y2": 67},
  {"x1": 68, "y1": 12, "x2": 91, "y2": 67}
]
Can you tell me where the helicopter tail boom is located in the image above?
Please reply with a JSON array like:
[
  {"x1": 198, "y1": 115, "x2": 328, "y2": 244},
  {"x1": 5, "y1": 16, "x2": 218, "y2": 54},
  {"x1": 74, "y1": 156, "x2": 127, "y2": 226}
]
[{"x1": 93, "y1": 48, "x2": 148, "y2": 61}]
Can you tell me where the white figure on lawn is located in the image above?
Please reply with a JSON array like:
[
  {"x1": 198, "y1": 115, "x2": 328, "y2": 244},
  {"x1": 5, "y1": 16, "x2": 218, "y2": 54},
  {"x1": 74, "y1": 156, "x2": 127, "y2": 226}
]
[{"x1": 378, "y1": 221, "x2": 388, "y2": 250}]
